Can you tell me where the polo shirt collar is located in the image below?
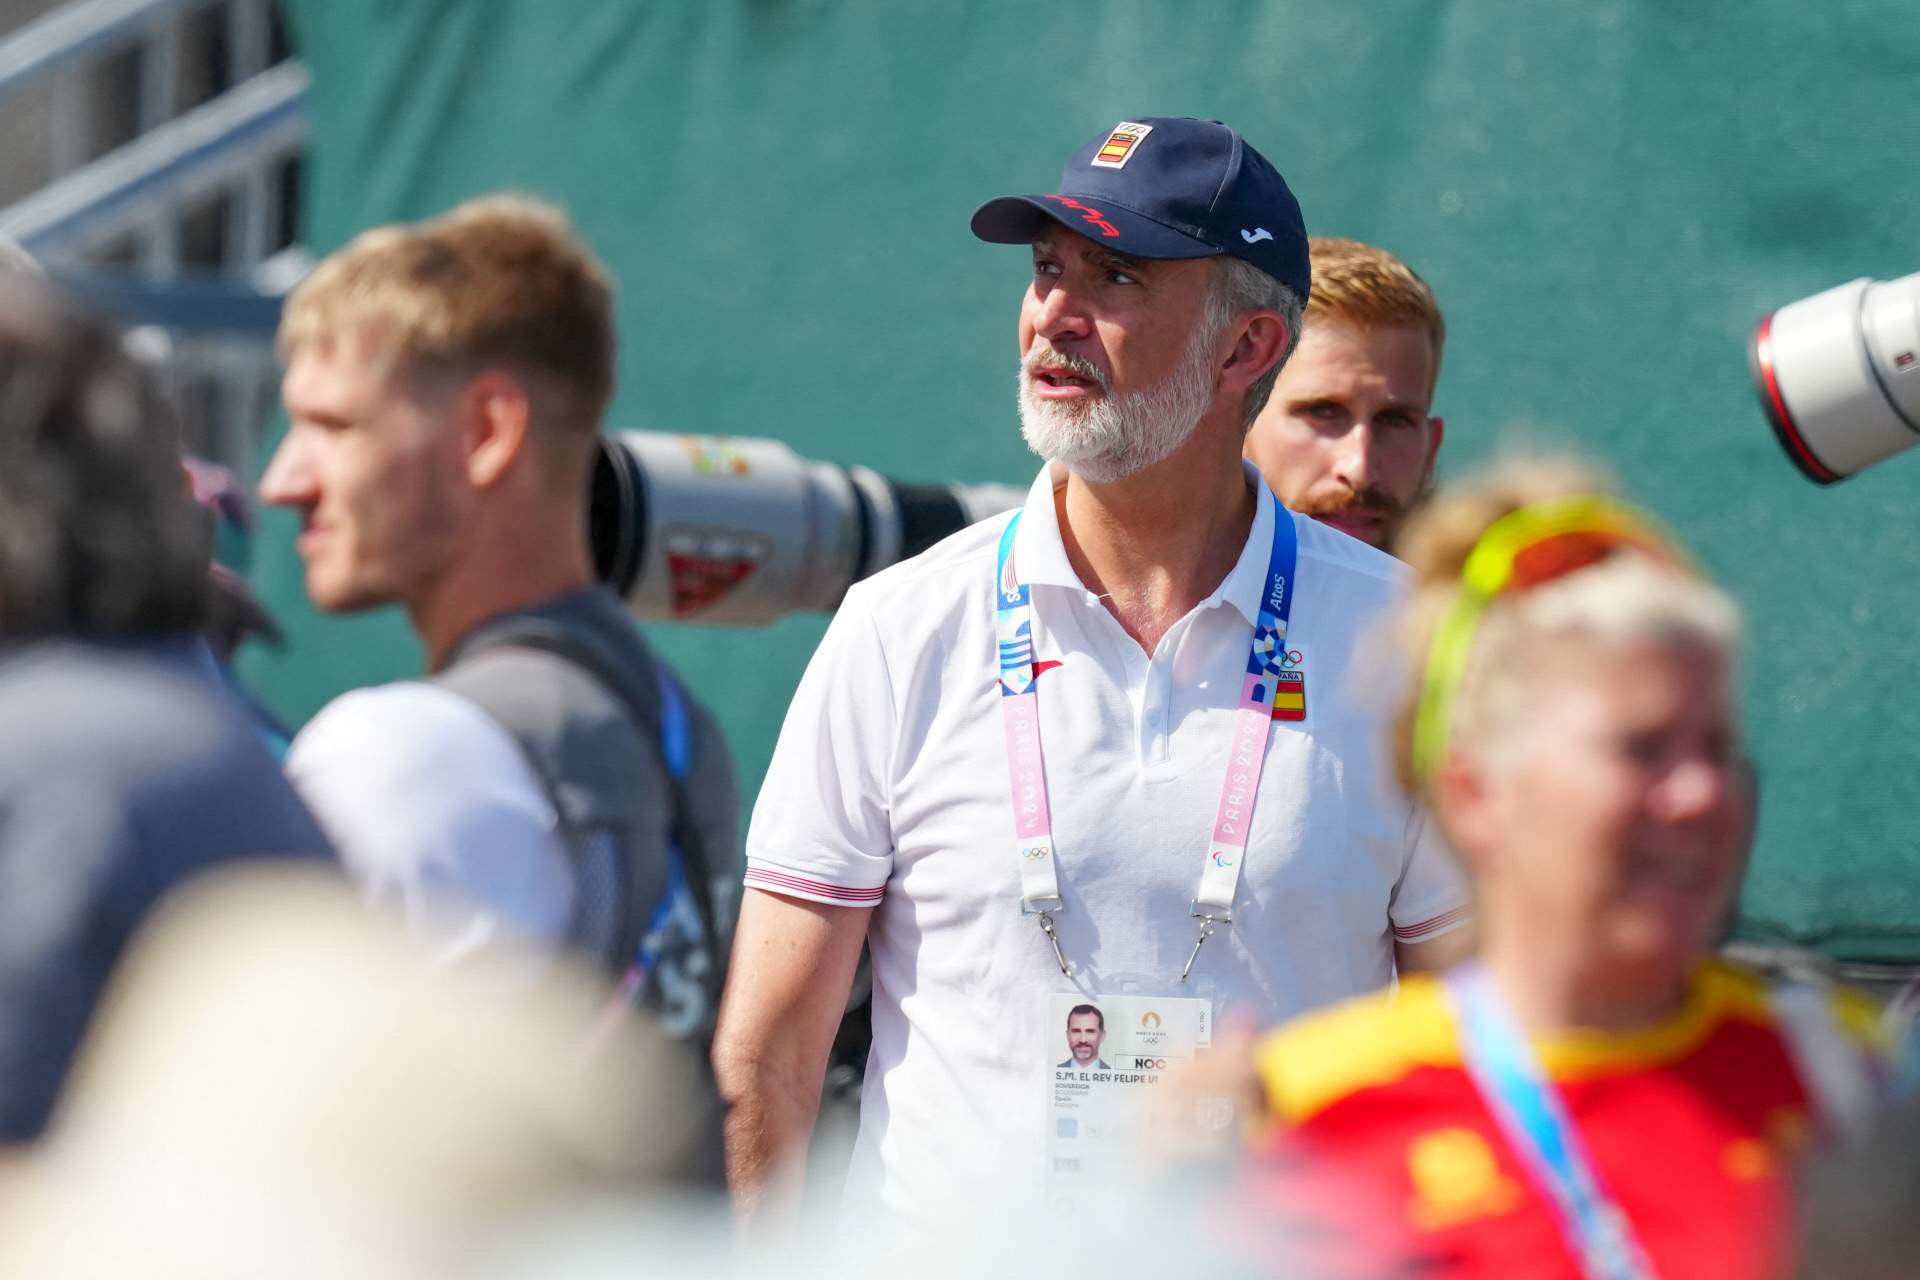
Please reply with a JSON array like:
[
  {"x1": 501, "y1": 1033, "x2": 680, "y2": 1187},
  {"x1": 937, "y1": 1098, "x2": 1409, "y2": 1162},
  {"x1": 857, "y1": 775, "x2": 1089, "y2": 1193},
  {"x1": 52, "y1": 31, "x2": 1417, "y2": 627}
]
[
  {"x1": 1009, "y1": 460, "x2": 1281, "y2": 625},
  {"x1": 1007, "y1": 463, "x2": 1082, "y2": 592}
]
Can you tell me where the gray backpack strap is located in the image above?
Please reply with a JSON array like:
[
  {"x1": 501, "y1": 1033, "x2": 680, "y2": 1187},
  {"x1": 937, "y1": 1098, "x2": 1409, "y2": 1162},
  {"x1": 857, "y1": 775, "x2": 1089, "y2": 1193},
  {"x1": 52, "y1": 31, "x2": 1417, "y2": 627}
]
[
  {"x1": 1770, "y1": 980, "x2": 1880, "y2": 1140},
  {"x1": 446, "y1": 616, "x2": 719, "y2": 992}
]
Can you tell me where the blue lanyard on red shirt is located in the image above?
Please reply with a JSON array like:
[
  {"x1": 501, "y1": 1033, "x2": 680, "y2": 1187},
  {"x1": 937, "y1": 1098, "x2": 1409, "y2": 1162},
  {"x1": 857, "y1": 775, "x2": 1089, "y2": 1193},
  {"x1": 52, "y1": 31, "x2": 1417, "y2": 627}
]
[{"x1": 1446, "y1": 963, "x2": 1659, "y2": 1280}]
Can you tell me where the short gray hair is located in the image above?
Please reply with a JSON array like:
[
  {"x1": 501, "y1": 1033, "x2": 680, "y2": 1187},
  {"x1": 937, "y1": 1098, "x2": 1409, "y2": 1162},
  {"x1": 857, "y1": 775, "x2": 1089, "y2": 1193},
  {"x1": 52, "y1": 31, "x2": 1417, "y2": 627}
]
[{"x1": 1204, "y1": 256, "x2": 1304, "y2": 430}]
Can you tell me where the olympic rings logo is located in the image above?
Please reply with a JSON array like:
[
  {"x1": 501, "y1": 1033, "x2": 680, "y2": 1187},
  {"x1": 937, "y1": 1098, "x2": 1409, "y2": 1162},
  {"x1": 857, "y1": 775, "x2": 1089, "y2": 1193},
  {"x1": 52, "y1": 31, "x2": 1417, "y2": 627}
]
[{"x1": 1020, "y1": 845, "x2": 1050, "y2": 860}]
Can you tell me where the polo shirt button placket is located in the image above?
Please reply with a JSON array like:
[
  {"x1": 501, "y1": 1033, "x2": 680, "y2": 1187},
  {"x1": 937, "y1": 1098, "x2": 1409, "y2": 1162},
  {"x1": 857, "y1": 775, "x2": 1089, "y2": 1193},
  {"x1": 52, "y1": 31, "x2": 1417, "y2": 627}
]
[{"x1": 1143, "y1": 652, "x2": 1173, "y2": 764}]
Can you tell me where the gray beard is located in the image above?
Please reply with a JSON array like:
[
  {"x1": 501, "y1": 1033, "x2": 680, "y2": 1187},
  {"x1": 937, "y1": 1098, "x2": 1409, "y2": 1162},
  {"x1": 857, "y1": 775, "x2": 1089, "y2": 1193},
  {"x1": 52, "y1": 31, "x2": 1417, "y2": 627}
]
[{"x1": 1016, "y1": 324, "x2": 1219, "y2": 484}]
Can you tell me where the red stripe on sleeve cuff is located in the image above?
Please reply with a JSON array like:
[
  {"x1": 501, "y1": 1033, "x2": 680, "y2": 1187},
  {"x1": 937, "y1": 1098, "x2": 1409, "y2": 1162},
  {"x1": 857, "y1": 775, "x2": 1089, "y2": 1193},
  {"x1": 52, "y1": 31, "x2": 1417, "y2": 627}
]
[
  {"x1": 744, "y1": 866, "x2": 886, "y2": 905},
  {"x1": 1392, "y1": 904, "x2": 1471, "y2": 941}
]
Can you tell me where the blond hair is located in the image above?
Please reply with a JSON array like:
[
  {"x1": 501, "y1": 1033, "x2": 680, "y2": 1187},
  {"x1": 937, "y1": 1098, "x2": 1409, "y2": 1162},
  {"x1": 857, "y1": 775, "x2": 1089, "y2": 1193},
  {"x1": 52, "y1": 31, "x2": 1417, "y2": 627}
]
[
  {"x1": 1304, "y1": 237, "x2": 1445, "y2": 388},
  {"x1": 1390, "y1": 456, "x2": 1741, "y2": 799},
  {"x1": 279, "y1": 195, "x2": 615, "y2": 436}
]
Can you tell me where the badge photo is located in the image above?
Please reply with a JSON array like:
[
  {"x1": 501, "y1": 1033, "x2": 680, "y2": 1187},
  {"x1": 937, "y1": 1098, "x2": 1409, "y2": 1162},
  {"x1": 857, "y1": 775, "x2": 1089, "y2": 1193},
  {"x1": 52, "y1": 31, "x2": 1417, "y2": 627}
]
[{"x1": 1044, "y1": 987, "x2": 1211, "y2": 1199}]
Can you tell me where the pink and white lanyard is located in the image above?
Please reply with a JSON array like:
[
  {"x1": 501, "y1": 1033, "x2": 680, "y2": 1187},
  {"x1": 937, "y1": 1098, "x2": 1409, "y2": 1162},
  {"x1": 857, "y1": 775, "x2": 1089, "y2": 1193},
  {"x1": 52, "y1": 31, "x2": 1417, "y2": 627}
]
[{"x1": 994, "y1": 496, "x2": 1300, "y2": 981}]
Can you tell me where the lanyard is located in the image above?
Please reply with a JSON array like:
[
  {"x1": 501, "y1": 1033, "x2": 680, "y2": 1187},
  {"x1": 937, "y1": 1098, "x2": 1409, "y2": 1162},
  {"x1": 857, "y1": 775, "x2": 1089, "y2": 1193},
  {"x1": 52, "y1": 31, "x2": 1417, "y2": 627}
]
[
  {"x1": 1446, "y1": 965, "x2": 1659, "y2": 1280},
  {"x1": 994, "y1": 493, "x2": 1299, "y2": 982}
]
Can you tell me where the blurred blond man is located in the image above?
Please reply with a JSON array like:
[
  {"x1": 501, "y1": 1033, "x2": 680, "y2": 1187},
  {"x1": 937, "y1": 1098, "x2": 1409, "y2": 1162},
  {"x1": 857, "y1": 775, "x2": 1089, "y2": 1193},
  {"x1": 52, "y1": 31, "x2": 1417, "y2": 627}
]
[{"x1": 261, "y1": 200, "x2": 737, "y2": 1181}]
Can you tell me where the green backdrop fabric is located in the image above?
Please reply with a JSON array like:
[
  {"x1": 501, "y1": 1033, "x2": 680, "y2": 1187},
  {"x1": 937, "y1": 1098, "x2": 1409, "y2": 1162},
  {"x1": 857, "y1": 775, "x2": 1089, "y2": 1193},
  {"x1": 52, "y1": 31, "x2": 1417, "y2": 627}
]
[{"x1": 254, "y1": 0, "x2": 1920, "y2": 960}]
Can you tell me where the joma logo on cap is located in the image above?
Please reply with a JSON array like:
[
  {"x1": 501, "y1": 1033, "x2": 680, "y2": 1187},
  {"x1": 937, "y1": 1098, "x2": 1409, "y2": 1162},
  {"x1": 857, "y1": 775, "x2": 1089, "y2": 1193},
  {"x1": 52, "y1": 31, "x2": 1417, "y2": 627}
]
[{"x1": 1090, "y1": 121, "x2": 1153, "y2": 169}]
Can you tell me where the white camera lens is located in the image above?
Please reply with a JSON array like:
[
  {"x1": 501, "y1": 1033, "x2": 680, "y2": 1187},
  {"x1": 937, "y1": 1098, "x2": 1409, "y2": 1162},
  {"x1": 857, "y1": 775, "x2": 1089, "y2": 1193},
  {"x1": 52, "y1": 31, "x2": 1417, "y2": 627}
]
[
  {"x1": 1751, "y1": 273, "x2": 1920, "y2": 484},
  {"x1": 589, "y1": 431, "x2": 1022, "y2": 625}
]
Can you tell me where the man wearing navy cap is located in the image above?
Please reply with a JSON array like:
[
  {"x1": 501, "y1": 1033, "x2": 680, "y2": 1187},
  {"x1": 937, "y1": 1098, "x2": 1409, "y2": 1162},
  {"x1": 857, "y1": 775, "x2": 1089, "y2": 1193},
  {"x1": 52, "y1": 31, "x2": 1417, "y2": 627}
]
[{"x1": 716, "y1": 118, "x2": 1469, "y2": 1239}]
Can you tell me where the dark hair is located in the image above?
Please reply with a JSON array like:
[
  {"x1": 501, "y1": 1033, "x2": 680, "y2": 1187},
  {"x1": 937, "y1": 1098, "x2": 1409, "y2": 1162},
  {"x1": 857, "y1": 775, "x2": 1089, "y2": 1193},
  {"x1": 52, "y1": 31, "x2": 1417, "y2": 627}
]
[
  {"x1": 1067, "y1": 1003, "x2": 1104, "y2": 1031},
  {"x1": 0, "y1": 278, "x2": 207, "y2": 638}
]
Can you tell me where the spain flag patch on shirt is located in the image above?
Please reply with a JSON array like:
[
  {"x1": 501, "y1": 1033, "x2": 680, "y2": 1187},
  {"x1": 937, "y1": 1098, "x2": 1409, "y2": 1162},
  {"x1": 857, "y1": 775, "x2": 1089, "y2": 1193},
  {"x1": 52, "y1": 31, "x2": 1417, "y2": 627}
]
[{"x1": 1272, "y1": 672, "x2": 1306, "y2": 721}]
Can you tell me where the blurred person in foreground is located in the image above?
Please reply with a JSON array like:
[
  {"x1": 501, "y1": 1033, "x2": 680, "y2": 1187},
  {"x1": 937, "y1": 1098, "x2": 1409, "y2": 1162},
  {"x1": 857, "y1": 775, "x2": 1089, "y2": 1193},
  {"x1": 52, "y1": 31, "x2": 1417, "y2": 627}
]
[
  {"x1": 1244, "y1": 236, "x2": 1445, "y2": 553},
  {"x1": 0, "y1": 277, "x2": 331, "y2": 1147},
  {"x1": 6, "y1": 232, "x2": 296, "y2": 756},
  {"x1": 0, "y1": 865, "x2": 727, "y2": 1278},
  {"x1": 259, "y1": 199, "x2": 738, "y2": 1128},
  {"x1": 715, "y1": 117, "x2": 1470, "y2": 1241},
  {"x1": 1244, "y1": 458, "x2": 1887, "y2": 1278}
]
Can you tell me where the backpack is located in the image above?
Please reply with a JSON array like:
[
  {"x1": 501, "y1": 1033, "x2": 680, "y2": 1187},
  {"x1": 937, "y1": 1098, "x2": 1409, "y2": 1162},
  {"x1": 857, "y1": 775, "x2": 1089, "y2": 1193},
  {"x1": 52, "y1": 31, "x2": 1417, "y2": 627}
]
[{"x1": 440, "y1": 614, "x2": 724, "y2": 1032}]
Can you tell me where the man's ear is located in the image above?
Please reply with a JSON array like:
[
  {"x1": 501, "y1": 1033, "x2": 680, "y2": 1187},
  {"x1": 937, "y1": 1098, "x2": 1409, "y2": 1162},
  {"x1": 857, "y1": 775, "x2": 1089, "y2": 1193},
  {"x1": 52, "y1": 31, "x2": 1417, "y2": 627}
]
[
  {"x1": 1218, "y1": 310, "x2": 1291, "y2": 401},
  {"x1": 461, "y1": 371, "x2": 532, "y2": 489}
]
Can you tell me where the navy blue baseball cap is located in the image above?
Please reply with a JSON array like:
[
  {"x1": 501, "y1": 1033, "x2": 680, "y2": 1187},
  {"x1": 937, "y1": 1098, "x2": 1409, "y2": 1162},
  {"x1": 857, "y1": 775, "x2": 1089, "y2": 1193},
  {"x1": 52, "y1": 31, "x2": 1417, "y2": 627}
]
[{"x1": 971, "y1": 117, "x2": 1310, "y2": 300}]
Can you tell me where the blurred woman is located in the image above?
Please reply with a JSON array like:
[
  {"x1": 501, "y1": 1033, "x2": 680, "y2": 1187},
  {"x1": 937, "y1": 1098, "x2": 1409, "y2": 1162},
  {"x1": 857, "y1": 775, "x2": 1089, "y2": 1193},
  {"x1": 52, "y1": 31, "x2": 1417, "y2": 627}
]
[{"x1": 1243, "y1": 459, "x2": 1883, "y2": 1280}]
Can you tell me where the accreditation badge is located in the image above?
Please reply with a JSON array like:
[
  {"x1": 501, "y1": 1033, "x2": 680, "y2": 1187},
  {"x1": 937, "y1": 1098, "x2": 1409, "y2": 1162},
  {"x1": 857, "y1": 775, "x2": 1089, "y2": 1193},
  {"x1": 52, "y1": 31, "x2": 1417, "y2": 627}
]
[{"x1": 1044, "y1": 981, "x2": 1213, "y2": 1207}]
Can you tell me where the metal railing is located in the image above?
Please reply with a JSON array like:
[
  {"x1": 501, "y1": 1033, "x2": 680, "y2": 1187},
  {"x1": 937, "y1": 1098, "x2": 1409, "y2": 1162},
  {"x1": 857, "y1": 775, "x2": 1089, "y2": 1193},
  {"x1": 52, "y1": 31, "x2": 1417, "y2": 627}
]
[
  {"x1": 0, "y1": 0, "x2": 306, "y2": 477},
  {"x1": 1, "y1": 57, "x2": 306, "y2": 263}
]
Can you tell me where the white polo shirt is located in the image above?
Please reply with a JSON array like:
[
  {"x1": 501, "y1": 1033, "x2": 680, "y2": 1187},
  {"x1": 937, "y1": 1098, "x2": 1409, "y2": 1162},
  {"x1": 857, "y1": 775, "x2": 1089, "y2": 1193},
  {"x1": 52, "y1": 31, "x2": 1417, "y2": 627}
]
[{"x1": 746, "y1": 461, "x2": 1466, "y2": 1235}]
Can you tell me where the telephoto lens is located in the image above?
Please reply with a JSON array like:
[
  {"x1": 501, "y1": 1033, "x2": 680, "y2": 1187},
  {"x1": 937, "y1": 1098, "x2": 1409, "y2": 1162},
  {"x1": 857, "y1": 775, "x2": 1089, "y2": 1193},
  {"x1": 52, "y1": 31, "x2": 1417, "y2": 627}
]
[
  {"x1": 1751, "y1": 272, "x2": 1920, "y2": 484},
  {"x1": 590, "y1": 431, "x2": 1024, "y2": 625}
]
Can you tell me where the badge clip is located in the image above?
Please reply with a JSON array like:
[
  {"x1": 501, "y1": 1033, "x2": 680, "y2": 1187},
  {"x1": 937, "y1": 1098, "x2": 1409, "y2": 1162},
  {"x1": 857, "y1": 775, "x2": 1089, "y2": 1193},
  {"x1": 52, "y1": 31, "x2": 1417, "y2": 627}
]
[
  {"x1": 1023, "y1": 897, "x2": 1069, "y2": 974},
  {"x1": 1181, "y1": 903, "x2": 1232, "y2": 983},
  {"x1": 1038, "y1": 910, "x2": 1070, "y2": 975}
]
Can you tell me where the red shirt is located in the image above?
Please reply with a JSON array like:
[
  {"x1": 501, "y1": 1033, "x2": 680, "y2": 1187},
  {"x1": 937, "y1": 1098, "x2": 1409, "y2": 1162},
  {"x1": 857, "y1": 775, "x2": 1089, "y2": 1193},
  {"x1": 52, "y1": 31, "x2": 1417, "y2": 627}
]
[{"x1": 1245, "y1": 963, "x2": 1880, "y2": 1279}]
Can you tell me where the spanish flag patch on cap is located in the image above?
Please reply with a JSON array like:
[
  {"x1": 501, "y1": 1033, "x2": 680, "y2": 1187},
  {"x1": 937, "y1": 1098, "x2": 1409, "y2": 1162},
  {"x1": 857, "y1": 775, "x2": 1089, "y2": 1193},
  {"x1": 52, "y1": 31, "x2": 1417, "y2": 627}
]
[{"x1": 1091, "y1": 121, "x2": 1153, "y2": 169}]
